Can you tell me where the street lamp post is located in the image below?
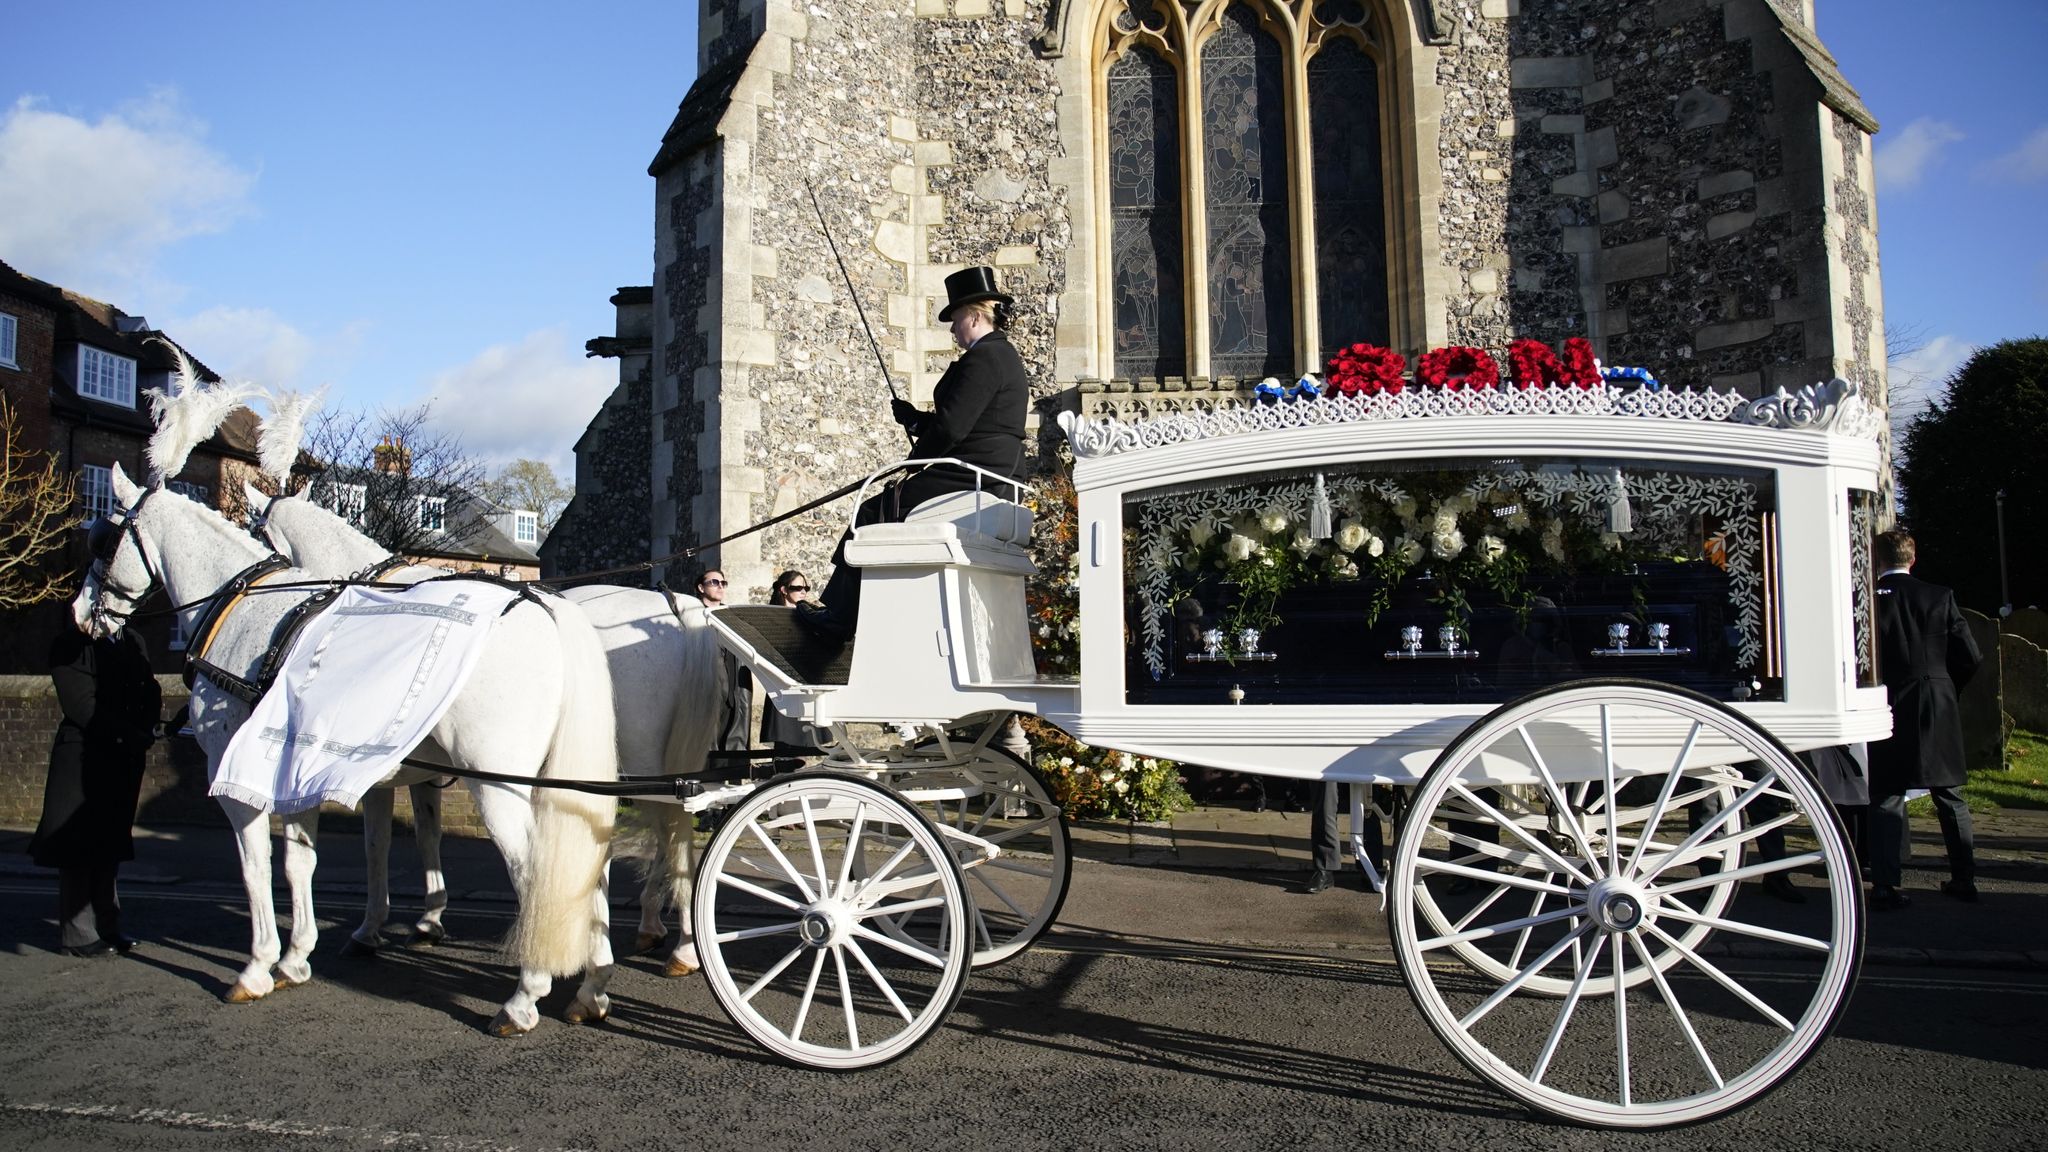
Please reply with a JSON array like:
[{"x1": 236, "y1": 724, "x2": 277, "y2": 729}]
[{"x1": 1996, "y1": 488, "x2": 2011, "y2": 617}]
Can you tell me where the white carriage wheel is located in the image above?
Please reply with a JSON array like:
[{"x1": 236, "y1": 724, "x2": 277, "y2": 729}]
[
  {"x1": 898, "y1": 742, "x2": 1072, "y2": 968},
  {"x1": 1411, "y1": 770, "x2": 1746, "y2": 997},
  {"x1": 692, "y1": 772, "x2": 972, "y2": 1070},
  {"x1": 1388, "y1": 679, "x2": 1862, "y2": 1129}
]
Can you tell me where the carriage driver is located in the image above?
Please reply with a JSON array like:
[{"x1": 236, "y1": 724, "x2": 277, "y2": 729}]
[{"x1": 795, "y1": 266, "x2": 1031, "y2": 646}]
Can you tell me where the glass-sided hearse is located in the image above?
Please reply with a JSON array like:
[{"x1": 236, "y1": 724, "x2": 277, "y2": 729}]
[{"x1": 701, "y1": 376, "x2": 1889, "y2": 1128}]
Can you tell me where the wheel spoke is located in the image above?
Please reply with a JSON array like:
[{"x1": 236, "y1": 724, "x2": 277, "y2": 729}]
[
  {"x1": 1448, "y1": 781, "x2": 1597, "y2": 886},
  {"x1": 713, "y1": 920, "x2": 805, "y2": 945},
  {"x1": 1414, "y1": 857, "x2": 1576, "y2": 897},
  {"x1": 1600, "y1": 704, "x2": 1621, "y2": 878},
  {"x1": 1641, "y1": 812, "x2": 1805, "y2": 877},
  {"x1": 833, "y1": 947, "x2": 860, "y2": 1050},
  {"x1": 1508, "y1": 884, "x2": 1551, "y2": 971},
  {"x1": 746, "y1": 820, "x2": 818, "y2": 903},
  {"x1": 1626, "y1": 929, "x2": 1723, "y2": 1090},
  {"x1": 1514, "y1": 726, "x2": 1609, "y2": 880},
  {"x1": 1612, "y1": 919, "x2": 1631, "y2": 1107},
  {"x1": 713, "y1": 871, "x2": 808, "y2": 913},
  {"x1": 1648, "y1": 900, "x2": 1834, "y2": 952},
  {"x1": 971, "y1": 865, "x2": 1032, "y2": 918},
  {"x1": 1638, "y1": 768, "x2": 1780, "y2": 884},
  {"x1": 790, "y1": 948, "x2": 827, "y2": 1044},
  {"x1": 740, "y1": 944, "x2": 809, "y2": 1003},
  {"x1": 1417, "y1": 902, "x2": 1585, "y2": 952},
  {"x1": 1640, "y1": 920, "x2": 1797, "y2": 1031},
  {"x1": 852, "y1": 895, "x2": 949, "y2": 921},
  {"x1": 850, "y1": 922, "x2": 948, "y2": 968},
  {"x1": 1623, "y1": 720, "x2": 1703, "y2": 876},
  {"x1": 1458, "y1": 921, "x2": 1594, "y2": 1028},
  {"x1": 979, "y1": 816, "x2": 1057, "y2": 845},
  {"x1": 843, "y1": 937, "x2": 915, "y2": 1024},
  {"x1": 859, "y1": 837, "x2": 921, "y2": 893},
  {"x1": 1652, "y1": 850, "x2": 1826, "y2": 897},
  {"x1": 1531, "y1": 932, "x2": 1608, "y2": 1085},
  {"x1": 1437, "y1": 824, "x2": 1577, "y2": 876},
  {"x1": 862, "y1": 869, "x2": 952, "y2": 902},
  {"x1": 1452, "y1": 875, "x2": 1516, "y2": 931},
  {"x1": 836, "y1": 801, "x2": 870, "y2": 893},
  {"x1": 983, "y1": 858, "x2": 1055, "y2": 879}
]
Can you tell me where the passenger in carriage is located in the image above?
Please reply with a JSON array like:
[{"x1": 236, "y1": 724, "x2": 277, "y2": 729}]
[
  {"x1": 795, "y1": 265, "x2": 1031, "y2": 646},
  {"x1": 761, "y1": 570, "x2": 820, "y2": 766}
]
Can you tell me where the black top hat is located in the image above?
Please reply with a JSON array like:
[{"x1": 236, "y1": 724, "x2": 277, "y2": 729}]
[{"x1": 938, "y1": 266, "x2": 1014, "y2": 322}]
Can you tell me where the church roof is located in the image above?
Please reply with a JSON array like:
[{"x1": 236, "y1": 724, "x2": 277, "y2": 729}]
[
  {"x1": 648, "y1": 49, "x2": 755, "y2": 178},
  {"x1": 1774, "y1": 8, "x2": 1878, "y2": 134}
]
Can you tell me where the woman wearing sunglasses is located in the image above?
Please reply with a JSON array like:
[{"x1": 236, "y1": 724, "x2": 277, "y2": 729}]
[{"x1": 761, "y1": 571, "x2": 817, "y2": 766}]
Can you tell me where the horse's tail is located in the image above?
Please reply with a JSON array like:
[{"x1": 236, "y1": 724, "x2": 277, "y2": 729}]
[
  {"x1": 657, "y1": 594, "x2": 720, "y2": 909},
  {"x1": 510, "y1": 598, "x2": 619, "y2": 977}
]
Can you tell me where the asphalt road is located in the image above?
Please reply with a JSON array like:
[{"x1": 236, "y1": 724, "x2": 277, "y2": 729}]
[{"x1": 1, "y1": 861, "x2": 2044, "y2": 1152}]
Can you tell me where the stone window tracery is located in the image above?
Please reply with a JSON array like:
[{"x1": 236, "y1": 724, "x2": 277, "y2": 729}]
[{"x1": 1097, "y1": 0, "x2": 1397, "y2": 382}]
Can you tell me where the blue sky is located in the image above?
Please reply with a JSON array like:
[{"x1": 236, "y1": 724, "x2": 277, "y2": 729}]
[{"x1": 1, "y1": 1, "x2": 2042, "y2": 473}]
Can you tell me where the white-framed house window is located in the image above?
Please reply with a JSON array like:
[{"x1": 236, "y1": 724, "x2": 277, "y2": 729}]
[
  {"x1": 513, "y1": 510, "x2": 538, "y2": 545},
  {"x1": 78, "y1": 346, "x2": 137, "y2": 406},
  {"x1": 168, "y1": 479, "x2": 211, "y2": 506},
  {"x1": 319, "y1": 481, "x2": 367, "y2": 525},
  {"x1": 79, "y1": 463, "x2": 114, "y2": 519},
  {"x1": 417, "y1": 496, "x2": 446, "y2": 534},
  {"x1": 0, "y1": 312, "x2": 17, "y2": 369}
]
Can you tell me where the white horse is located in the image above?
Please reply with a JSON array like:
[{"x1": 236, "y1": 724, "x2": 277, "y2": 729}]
[
  {"x1": 75, "y1": 464, "x2": 621, "y2": 1033},
  {"x1": 246, "y1": 480, "x2": 720, "y2": 978}
]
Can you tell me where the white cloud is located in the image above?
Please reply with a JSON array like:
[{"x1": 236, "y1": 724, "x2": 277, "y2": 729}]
[
  {"x1": 0, "y1": 91, "x2": 256, "y2": 301},
  {"x1": 169, "y1": 306, "x2": 319, "y2": 388},
  {"x1": 1887, "y1": 333, "x2": 1974, "y2": 428},
  {"x1": 421, "y1": 328, "x2": 615, "y2": 476},
  {"x1": 1874, "y1": 117, "x2": 1964, "y2": 191},
  {"x1": 1982, "y1": 124, "x2": 2048, "y2": 184}
]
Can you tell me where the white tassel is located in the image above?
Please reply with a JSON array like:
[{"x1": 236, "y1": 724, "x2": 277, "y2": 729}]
[
  {"x1": 145, "y1": 342, "x2": 258, "y2": 484},
  {"x1": 1607, "y1": 467, "x2": 1633, "y2": 534},
  {"x1": 1309, "y1": 472, "x2": 1333, "y2": 540},
  {"x1": 257, "y1": 385, "x2": 327, "y2": 487}
]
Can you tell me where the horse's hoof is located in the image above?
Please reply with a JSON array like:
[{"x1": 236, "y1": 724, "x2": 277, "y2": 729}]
[
  {"x1": 633, "y1": 932, "x2": 666, "y2": 955},
  {"x1": 663, "y1": 958, "x2": 699, "y2": 979},
  {"x1": 406, "y1": 924, "x2": 447, "y2": 947},
  {"x1": 225, "y1": 982, "x2": 266, "y2": 1004},
  {"x1": 563, "y1": 999, "x2": 611, "y2": 1026},
  {"x1": 272, "y1": 970, "x2": 311, "y2": 990},
  {"x1": 487, "y1": 1011, "x2": 532, "y2": 1038},
  {"x1": 340, "y1": 937, "x2": 380, "y2": 958}
]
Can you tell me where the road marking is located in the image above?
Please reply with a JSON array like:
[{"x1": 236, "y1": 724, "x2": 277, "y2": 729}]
[{"x1": 1, "y1": 1101, "x2": 589, "y2": 1152}]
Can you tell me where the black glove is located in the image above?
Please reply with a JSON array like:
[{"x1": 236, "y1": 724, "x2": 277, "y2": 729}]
[{"x1": 891, "y1": 398, "x2": 925, "y2": 433}]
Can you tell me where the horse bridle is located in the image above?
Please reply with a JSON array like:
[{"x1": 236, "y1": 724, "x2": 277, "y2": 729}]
[{"x1": 84, "y1": 487, "x2": 166, "y2": 627}]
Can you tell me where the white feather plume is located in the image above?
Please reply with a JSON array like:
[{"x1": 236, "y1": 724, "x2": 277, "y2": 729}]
[
  {"x1": 256, "y1": 385, "x2": 327, "y2": 487},
  {"x1": 145, "y1": 342, "x2": 259, "y2": 485}
]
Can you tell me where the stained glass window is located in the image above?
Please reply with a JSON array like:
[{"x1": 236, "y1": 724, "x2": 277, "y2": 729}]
[
  {"x1": 1202, "y1": 4, "x2": 1293, "y2": 380},
  {"x1": 1309, "y1": 37, "x2": 1389, "y2": 354},
  {"x1": 1108, "y1": 45, "x2": 1186, "y2": 380}
]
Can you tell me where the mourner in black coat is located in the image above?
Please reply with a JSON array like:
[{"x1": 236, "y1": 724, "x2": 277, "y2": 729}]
[
  {"x1": 801, "y1": 266, "x2": 1030, "y2": 643},
  {"x1": 1865, "y1": 530, "x2": 1983, "y2": 906},
  {"x1": 29, "y1": 627, "x2": 161, "y2": 955}
]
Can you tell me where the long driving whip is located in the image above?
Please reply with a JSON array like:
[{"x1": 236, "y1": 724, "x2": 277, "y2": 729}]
[{"x1": 805, "y1": 179, "x2": 914, "y2": 448}]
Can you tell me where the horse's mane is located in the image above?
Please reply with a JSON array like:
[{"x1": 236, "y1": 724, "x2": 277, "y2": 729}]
[
  {"x1": 147, "y1": 342, "x2": 259, "y2": 484},
  {"x1": 257, "y1": 386, "x2": 326, "y2": 487}
]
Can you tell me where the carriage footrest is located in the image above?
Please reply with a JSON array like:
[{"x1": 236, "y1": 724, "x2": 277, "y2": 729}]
[{"x1": 717, "y1": 605, "x2": 853, "y2": 686}]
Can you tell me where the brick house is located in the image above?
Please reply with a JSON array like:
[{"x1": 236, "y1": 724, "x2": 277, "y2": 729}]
[{"x1": 0, "y1": 258, "x2": 265, "y2": 675}]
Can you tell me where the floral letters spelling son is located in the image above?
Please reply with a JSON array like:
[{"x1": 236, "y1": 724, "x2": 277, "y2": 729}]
[{"x1": 1320, "y1": 337, "x2": 1601, "y2": 397}]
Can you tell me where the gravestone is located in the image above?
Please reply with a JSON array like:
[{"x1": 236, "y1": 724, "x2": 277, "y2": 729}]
[
  {"x1": 1960, "y1": 609, "x2": 2005, "y2": 771},
  {"x1": 2003, "y1": 607, "x2": 2048, "y2": 651},
  {"x1": 2001, "y1": 629, "x2": 2048, "y2": 737}
]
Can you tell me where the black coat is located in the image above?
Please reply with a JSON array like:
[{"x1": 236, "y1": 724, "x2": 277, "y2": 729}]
[
  {"x1": 1867, "y1": 571, "x2": 1982, "y2": 794},
  {"x1": 29, "y1": 630, "x2": 160, "y2": 868},
  {"x1": 907, "y1": 329, "x2": 1029, "y2": 484}
]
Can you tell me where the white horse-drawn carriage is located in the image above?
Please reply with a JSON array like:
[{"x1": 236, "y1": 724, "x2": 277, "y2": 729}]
[{"x1": 76, "y1": 360, "x2": 1887, "y2": 1129}]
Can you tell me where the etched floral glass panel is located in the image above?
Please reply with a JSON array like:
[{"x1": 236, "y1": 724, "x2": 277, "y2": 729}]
[
  {"x1": 1847, "y1": 488, "x2": 1879, "y2": 688},
  {"x1": 1202, "y1": 3, "x2": 1293, "y2": 380},
  {"x1": 1309, "y1": 37, "x2": 1389, "y2": 355},
  {"x1": 1121, "y1": 456, "x2": 1782, "y2": 705},
  {"x1": 1108, "y1": 44, "x2": 1186, "y2": 380}
]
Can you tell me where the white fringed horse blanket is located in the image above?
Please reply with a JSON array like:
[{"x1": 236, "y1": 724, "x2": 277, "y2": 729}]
[{"x1": 212, "y1": 581, "x2": 523, "y2": 813}]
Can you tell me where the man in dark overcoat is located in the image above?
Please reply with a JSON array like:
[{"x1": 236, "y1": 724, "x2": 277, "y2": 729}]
[
  {"x1": 1866, "y1": 529, "x2": 1983, "y2": 907},
  {"x1": 29, "y1": 626, "x2": 161, "y2": 955},
  {"x1": 799, "y1": 266, "x2": 1030, "y2": 643}
]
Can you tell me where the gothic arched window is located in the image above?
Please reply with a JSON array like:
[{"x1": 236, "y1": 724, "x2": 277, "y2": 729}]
[{"x1": 1097, "y1": 0, "x2": 1395, "y2": 382}]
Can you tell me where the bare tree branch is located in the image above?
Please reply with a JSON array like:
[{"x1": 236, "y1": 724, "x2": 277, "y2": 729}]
[
  {"x1": 0, "y1": 394, "x2": 81, "y2": 609},
  {"x1": 479, "y1": 458, "x2": 572, "y2": 536},
  {"x1": 301, "y1": 402, "x2": 489, "y2": 559}
]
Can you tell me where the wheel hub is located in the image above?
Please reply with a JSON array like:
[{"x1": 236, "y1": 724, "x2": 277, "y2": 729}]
[
  {"x1": 1586, "y1": 877, "x2": 1652, "y2": 932},
  {"x1": 798, "y1": 907, "x2": 842, "y2": 949}
]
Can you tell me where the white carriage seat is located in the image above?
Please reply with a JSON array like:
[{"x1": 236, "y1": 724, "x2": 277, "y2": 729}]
[{"x1": 844, "y1": 490, "x2": 1034, "y2": 574}]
